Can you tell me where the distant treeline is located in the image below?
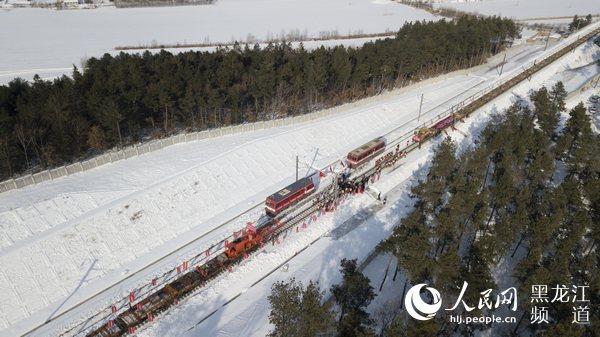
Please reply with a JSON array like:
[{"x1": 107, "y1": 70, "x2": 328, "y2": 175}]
[
  {"x1": 113, "y1": 0, "x2": 215, "y2": 8},
  {"x1": 0, "y1": 16, "x2": 518, "y2": 180}
]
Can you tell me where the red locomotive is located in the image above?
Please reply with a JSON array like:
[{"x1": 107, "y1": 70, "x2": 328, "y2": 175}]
[
  {"x1": 265, "y1": 177, "x2": 315, "y2": 217},
  {"x1": 346, "y1": 137, "x2": 386, "y2": 168},
  {"x1": 224, "y1": 226, "x2": 264, "y2": 259}
]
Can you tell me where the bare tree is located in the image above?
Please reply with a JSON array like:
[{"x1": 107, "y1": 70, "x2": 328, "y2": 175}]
[{"x1": 14, "y1": 123, "x2": 32, "y2": 169}]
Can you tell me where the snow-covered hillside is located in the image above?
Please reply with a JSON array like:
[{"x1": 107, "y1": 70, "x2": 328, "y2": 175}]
[
  {"x1": 433, "y1": 0, "x2": 599, "y2": 19},
  {"x1": 0, "y1": 0, "x2": 436, "y2": 84}
]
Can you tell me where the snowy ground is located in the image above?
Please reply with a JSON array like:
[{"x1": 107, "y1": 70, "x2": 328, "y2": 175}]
[
  {"x1": 432, "y1": 0, "x2": 599, "y2": 19},
  {"x1": 0, "y1": 0, "x2": 436, "y2": 84},
  {"x1": 135, "y1": 28, "x2": 599, "y2": 337},
  {"x1": 1, "y1": 21, "x2": 596, "y2": 337}
]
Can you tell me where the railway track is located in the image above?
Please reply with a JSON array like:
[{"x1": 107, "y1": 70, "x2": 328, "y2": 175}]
[
  {"x1": 43, "y1": 25, "x2": 599, "y2": 337},
  {"x1": 172, "y1": 24, "x2": 600, "y2": 336}
]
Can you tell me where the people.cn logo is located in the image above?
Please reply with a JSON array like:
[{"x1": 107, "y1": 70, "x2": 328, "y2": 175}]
[{"x1": 405, "y1": 284, "x2": 443, "y2": 320}]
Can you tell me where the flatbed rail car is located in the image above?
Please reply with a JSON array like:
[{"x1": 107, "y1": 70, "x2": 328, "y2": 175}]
[
  {"x1": 265, "y1": 177, "x2": 315, "y2": 216},
  {"x1": 412, "y1": 114, "x2": 455, "y2": 143},
  {"x1": 116, "y1": 286, "x2": 178, "y2": 332},
  {"x1": 346, "y1": 137, "x2": 386, "y2": 168},
  {"x1": 86, "y1": 227, "x2": 272, "y2": 337}
]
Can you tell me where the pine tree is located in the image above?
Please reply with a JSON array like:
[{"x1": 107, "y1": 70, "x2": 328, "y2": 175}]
[
  {"x1": 549, "y1": 81, "x2": 567, "y2": 113},
  {"x1": 460, "y1": 244, "x2": 496, "y2": 307},
  {"x1": 268, "y1": 279, "x2": 335, "y2": 337},
  {"x1": 331, "y1": 46, "x2": 352, "y2": 92},
  {"x1": 531, "y1": 86, "x2": 559, "y2": 139},
  {"x1": 384, "y1": 316, "x2": 440, "y2": 337},
  {"x1": 416, "y1": 137, "x2": 457, "y2": 214},
  {"x1": 331, "y1": 259, "x2": 375, "y2": 337},
  {"x1": 557, "y1": 103, "x2": 594, "y2": 181},
  {"x1": 384, "y1": 209, "x2": 433, "y2": 283}
]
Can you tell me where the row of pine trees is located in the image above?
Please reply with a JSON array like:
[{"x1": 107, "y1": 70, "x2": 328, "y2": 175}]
[
  {"x1": 0, "y1": 15, "x2": 518, "y2": 180},
  {"x1": 266, "y1": 83, "x2": 599, "y2": 336}
]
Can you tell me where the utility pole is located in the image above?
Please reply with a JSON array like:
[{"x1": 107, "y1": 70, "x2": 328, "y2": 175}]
[
  {"x1": 417, "y1": 93, "x2": 424, "y2": 122},
  {"x1": 295, "y1": 155, "x2": 299, "y2": 181},
  {"x1": 499, "y1": 53, "x2": 507, "y2": 76},
  {"x1": 544, "y1": 31, "x2": 550, "y2": 51}
]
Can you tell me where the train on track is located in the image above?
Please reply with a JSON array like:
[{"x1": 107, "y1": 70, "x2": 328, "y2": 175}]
[
  {"x1": 265, "y1": 177, "x2": 316, "y2": 216},
  {"x1": 346, "y1": 137, "x2": 386, "y2": 168},
  {"x1": 88, "y1": 220, "x2": 281, "y2": 337},
  {"x1": 265, "y1": 137, "x2": 387, "y2": 216},
  {"x1": 411, "y1": 111, "x2": 468, "y2": 143},
  {"x1": 87, "y1": 137, "x2": 390, "y2": 337},
  {"x1": 85, "y1": 25, "x2": 600, "y2": 337},
  {"x1": 81, "y1": 105, "x2": 521, "y2": 337}
]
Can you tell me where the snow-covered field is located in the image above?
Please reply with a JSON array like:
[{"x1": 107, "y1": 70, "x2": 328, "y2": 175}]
[
  {"x1": 1, "y1": 19, "x2": 597, "y2": 336},
  {"x1": 0, "y1": 0, "x2": 436, "y2": 84},
  {"x1": 433, "y1": 0, "x2": 599, "y2": 19},
  {"x1": 138, "y1": 28, "x2": 600, "y2": 337}
]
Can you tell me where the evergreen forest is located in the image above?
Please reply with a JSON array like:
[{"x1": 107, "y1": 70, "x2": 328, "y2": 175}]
[{"x1": 0, "y1": 15, "x2": 518, "y2": 180}]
